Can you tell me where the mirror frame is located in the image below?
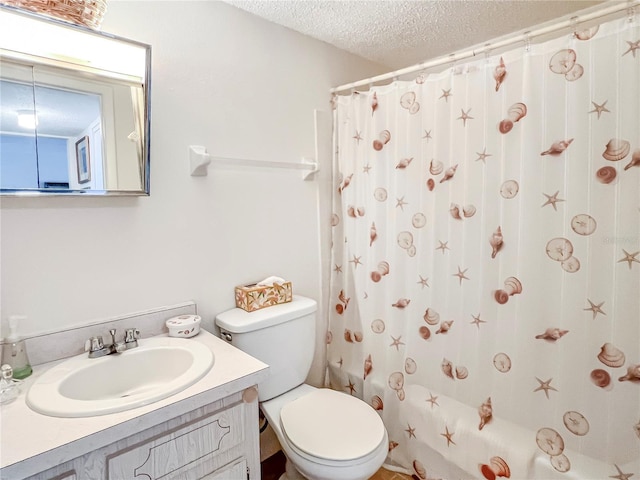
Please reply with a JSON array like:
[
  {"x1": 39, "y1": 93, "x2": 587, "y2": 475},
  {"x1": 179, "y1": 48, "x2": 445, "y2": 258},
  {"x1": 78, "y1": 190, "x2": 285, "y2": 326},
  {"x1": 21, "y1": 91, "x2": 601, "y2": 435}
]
[{"x1": 0, "y1": 5, "x2": 152, "y2": 196}]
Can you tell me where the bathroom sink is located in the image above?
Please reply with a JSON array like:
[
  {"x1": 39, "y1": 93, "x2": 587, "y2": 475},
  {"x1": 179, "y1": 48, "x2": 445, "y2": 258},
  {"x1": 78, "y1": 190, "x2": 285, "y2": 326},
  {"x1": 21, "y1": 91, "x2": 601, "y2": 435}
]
[{"x1": 26, "y1": 336, "x2": 214, "y2": 417}]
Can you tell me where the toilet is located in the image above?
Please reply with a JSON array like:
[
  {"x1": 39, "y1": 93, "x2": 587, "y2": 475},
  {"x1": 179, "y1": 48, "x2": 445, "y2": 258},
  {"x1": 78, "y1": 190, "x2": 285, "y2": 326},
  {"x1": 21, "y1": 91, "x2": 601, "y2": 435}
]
[{"x1": 215, "y1": 295, "x2": 388, "y2": 480}]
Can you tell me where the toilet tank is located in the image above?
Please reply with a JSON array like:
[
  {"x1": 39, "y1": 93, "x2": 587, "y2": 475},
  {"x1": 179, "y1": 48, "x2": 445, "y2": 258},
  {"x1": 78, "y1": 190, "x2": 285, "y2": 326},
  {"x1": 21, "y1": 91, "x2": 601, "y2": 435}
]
[{"x1": 215, "y1": 295, "x2": 317, "y2": 401}]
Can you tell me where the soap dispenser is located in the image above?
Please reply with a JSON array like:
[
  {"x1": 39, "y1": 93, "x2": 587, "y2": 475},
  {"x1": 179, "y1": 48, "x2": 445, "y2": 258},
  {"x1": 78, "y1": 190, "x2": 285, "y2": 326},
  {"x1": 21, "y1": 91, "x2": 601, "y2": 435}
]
[{"x1": 1, "y1": 315, "x2": 32, "y2": 380}]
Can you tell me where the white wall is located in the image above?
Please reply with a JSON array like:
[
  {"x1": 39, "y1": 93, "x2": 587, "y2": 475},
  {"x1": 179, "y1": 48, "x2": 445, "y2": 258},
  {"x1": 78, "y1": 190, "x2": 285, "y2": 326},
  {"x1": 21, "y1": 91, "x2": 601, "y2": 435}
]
[{"x1": 0, "y1": 1, "x2": 385, "y2": 386}]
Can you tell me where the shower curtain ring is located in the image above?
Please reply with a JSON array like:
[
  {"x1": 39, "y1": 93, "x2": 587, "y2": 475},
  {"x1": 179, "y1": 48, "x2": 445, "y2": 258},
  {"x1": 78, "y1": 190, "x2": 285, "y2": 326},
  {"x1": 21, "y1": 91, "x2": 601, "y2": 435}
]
[
  {"x1": 523, "y1": 31, "x2": 532, "y2": 52},
  {"x1": 627, "y1": 5, "x2": 636, "y2": 23},
  {"x1": 448, "y1": 53, "x2": 459, "y2": 74},
  {"x1": 570, "y1": 16, "x2": 578, "y2": 38},
  {"x1": 484, "y1": 43, "x2": 492, "y2": 62}
]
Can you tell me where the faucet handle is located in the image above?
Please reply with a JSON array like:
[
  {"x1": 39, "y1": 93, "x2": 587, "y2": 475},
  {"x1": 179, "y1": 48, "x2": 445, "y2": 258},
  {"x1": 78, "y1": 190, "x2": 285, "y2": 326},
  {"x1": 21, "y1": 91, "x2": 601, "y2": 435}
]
[
  {"x1": 87, "y1": 336, "x2": 104, "y2": 353},
  {"x1": 124, "y1": 328, "x2": 140, "y2": 344},
  {"x1": 123, "y1": 328, "x2": 140, "y2": 350}
]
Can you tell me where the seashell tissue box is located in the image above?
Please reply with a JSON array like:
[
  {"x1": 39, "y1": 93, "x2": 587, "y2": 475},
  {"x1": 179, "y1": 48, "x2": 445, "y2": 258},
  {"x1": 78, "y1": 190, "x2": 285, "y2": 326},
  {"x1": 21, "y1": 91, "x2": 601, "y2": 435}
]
[{"x1": 234, "y1": 276, "x2": 293, "y2": 312}]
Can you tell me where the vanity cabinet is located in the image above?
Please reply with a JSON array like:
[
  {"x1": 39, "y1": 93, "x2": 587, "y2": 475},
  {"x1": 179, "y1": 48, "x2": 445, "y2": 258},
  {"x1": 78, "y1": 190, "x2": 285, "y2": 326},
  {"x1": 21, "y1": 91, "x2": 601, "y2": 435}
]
[{"x1": 24, "y1": 388, "x2": 260, "y2": 480}]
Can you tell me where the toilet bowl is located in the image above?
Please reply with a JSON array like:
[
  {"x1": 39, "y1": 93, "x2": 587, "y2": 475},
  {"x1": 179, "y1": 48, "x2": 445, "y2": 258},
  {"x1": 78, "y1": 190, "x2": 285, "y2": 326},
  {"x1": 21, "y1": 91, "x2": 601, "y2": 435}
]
[
  {"x1": 215, "y1": 296, "x2": 388, "y2": 480},
  {"x1": 261, "y1": 384, "x2": 388, "y2": 480}
]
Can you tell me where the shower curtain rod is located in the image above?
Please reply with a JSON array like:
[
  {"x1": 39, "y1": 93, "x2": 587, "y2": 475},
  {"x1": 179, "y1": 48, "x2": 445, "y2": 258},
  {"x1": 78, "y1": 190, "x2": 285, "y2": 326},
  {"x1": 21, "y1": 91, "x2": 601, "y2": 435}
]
[{"x1": 331, "y1": 0, "x2": 639, "y2": 94}]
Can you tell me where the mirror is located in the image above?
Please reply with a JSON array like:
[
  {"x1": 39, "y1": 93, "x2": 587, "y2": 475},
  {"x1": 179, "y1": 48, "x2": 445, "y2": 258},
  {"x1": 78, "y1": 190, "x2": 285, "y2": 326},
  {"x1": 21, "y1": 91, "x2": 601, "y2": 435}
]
[{"x1": 0, "y1": 6, "x2": 151, "y2": 196}]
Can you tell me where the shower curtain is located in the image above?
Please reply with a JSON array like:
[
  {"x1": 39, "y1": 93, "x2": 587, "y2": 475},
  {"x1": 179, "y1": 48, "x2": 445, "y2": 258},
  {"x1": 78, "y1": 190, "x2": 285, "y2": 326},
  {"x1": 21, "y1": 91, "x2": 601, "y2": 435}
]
[{"x1": 328, "y1": 13, "x2": 639, "y2": 480}]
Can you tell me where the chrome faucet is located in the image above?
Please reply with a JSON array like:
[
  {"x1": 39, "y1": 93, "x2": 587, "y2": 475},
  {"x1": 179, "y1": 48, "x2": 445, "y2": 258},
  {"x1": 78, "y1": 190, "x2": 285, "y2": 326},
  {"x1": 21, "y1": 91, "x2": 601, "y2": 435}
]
[{"x1": 87, "y1": 328, "x2": 140, "y2": 358}]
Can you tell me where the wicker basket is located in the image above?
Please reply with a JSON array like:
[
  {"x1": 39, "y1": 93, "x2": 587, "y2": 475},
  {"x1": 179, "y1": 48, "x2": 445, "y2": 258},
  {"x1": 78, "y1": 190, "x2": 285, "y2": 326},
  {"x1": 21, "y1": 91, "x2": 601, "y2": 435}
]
[{"x1": 0, "y1": 0, "x2": 108, "y2": 29}]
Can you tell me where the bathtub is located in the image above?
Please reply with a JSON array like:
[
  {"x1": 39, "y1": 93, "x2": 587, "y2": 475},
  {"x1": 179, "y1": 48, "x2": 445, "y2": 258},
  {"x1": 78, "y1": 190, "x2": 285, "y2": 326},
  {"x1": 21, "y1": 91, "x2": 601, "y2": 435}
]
[{"x1": 381, "y1": 385, "x2": 639, "y2": 480}]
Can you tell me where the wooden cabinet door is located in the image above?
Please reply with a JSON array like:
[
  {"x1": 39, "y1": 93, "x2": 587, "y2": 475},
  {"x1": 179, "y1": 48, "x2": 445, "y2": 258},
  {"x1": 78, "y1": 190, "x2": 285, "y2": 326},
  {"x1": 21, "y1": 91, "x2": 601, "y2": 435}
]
[
  {"x1": 202, "y1": 458, "x2": 247, "y2": 480},
  {"x1": 108, "y1": 403, "x2": 244, "y2": 479},
  {"x1": 25, "y1": 469, "x2": 77, "y2": 480}
]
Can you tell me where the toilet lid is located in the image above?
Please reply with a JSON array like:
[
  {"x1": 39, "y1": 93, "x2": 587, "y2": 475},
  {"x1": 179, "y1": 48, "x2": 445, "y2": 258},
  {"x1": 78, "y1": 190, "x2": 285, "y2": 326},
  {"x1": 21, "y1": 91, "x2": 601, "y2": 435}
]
[{"x1": 280, "y1": 388, "x2": 386, "y2": 462}]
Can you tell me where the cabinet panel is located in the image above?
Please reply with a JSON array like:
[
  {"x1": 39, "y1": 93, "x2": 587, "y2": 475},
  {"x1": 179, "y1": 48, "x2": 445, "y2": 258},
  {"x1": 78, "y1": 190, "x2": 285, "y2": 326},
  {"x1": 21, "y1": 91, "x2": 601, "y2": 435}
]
[
  {"x1": 25, "y1": 469, "x2": 77, "y2": 480},
  {"x1": 51, "y1": 473, "x2": 77, "y2": 480},
  {"x1": 204, "y1": 458, "x2": 247, "y2": 480},
  {"x1": 108, "y1": 403, "x2": 244, "y2": 480}
]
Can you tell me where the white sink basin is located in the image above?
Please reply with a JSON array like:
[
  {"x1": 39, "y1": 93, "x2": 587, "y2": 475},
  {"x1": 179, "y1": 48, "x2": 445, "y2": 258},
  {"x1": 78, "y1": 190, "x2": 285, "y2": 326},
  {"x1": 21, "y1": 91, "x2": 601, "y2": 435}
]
[{"x1": 27, "y1": 336, "x2": 214, "y2": 417}]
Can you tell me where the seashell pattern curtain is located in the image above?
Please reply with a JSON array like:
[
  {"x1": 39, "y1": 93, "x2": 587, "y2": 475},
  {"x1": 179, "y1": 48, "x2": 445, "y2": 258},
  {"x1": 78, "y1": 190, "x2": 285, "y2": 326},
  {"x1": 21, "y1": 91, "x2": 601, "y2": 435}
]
[{"x1": 328, "y1": 14, "x2": 639, "y2": 480}]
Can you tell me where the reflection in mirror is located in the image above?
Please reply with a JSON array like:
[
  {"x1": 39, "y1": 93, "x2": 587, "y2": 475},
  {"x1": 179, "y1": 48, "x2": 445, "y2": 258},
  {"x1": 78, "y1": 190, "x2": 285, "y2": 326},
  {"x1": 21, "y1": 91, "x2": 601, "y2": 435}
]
[{"x1": 0, "y1": 6, "x2": 151, "y2": 195}]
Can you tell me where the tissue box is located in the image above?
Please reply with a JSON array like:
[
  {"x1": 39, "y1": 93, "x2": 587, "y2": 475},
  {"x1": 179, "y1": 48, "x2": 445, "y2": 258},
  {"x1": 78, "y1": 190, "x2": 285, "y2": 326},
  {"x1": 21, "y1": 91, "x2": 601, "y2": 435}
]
[{"x1": 234, "y1": 282, "x2": 293, "y2": 312}]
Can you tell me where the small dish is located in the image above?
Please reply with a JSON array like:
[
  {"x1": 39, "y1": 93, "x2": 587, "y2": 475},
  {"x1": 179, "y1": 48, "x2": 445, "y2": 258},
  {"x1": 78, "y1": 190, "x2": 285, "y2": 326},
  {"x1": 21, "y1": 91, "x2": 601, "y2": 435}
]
[{"x1": 166, "y1": 315, "x2": 201, "y2": 338}]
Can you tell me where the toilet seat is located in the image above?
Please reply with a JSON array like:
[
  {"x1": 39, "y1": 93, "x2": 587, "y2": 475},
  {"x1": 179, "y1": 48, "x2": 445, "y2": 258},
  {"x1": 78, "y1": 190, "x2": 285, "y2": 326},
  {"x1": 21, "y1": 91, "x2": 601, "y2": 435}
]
[{"x1": 280, "y1": 388, "x2": 386, "y2": 464}]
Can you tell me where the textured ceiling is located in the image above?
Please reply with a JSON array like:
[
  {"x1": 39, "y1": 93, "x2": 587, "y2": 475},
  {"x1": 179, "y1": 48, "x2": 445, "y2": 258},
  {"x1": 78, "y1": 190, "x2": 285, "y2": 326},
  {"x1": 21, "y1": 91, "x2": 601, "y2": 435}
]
[
  {"x1": 0, "y1": 81, "x2": 100, "y2": 137},
  {"x1": 225, "y1": 0, "x2": 604, "y2": 70}
]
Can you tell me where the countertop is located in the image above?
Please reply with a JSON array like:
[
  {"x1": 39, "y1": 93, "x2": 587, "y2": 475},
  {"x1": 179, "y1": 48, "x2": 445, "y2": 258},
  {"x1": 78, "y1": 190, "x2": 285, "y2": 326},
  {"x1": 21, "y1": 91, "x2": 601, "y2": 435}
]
[{"x1": 0, "y1": 329, "x2": 269, "y2": 478}]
